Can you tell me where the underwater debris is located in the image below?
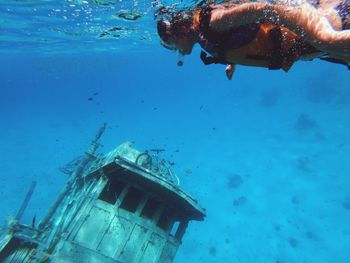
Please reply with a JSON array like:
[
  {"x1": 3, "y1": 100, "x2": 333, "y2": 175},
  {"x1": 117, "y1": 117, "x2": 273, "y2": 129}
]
[
  {"x1": 305, "y1": 231, "x2": 316, "y2": 240},
  {"x1": 259, "y1": 89, "x2": 280, "y2": 108},
  {"x1": 291, "y1": 195, "x2": 300, "y2": 205},
  {"x1": 288, "y1": 237, "x2": 299, "y2": 248},
  {"x1": 296, "y1": 156, "x2": 311, "y2": 172},
  {"x1": 233, "y1": 196, "x2": 247, "y2": 206},
  {"x1": 342, "y1": 196, "x2": 350, "y2": 210},
  {"x1": 88, "y1": 97, "x2": 93, "y2": 101},
  {"x1": 227, "y1": 174, "x2": 243, "y2": 189},
  {"x1": 304, "y1": 80, "x2": 338, "y2": 104},
  {"x1": 274, "y1": 224, "x2": 281, "y2": 231},
  {"x1": 209, "y1": 246, "x2": 217, "y2": 256},
  {"x1": 115, "y1": 10, "x2": 143, "y2": 21},
  {"x1": 314, "y1": 131, "x2": 326, "y2": 141},
  {"x1": 184, "y1": 169, "x2": 192, "y2": 175},
  {"x1": 294, "y1": 113, "x2": 317, "y2": 134}
]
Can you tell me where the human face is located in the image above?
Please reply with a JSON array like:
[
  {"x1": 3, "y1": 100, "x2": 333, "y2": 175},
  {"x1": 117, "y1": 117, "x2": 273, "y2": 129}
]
[{"x1": 157, "y1": 17, "x2": 196, "y2": 55}]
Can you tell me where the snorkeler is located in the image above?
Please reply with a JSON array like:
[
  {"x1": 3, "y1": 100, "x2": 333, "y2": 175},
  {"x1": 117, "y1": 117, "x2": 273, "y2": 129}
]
[
  {"x1": 209, "y1": 0, "x2": 350, "y2": 57},
  {"x1": 155, "y1": 0, "x2": 350, "y2": 79}
]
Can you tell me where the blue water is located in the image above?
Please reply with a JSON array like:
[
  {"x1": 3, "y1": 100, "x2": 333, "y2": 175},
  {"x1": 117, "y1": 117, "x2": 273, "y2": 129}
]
[{"x1": 1, "y1": 0, "x2": 350, "y2": 262}]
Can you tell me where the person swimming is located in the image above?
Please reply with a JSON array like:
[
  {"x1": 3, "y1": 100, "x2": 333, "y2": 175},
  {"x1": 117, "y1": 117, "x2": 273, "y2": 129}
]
[{"x1": 155, "y1": 0, "x2": 350, "y2": 79}]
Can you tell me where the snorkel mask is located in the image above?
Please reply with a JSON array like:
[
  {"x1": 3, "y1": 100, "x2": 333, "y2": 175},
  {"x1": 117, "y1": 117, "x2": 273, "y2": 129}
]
[
  {"x1": 155, "y1": 6, "x2": 195, "y2": 66},
  {"x1": 155, "y1": 7, "x2": 178, "y2": 51}
]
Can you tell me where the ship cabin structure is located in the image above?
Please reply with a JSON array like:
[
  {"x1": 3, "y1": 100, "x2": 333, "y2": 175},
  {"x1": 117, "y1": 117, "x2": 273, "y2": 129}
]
[{"x1": 0, "y1": 133, "x2": 205, "y2": 263}]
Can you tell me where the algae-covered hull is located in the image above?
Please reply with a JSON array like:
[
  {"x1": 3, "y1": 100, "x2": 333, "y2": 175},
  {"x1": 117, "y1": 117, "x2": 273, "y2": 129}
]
[{"x1": 0, "y1": 125, "x2": 205, "y2": 263}]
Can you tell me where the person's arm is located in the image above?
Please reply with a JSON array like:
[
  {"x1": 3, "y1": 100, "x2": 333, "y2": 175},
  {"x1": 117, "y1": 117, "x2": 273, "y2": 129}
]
[{"x1": 209, "y1": 2, "x2": 350, "y2": 57}]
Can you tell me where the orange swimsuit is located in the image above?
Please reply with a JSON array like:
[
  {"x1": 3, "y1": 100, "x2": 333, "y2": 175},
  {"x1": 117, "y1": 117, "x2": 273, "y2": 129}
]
[{"x1": 195, "y1": 6, "x2": 319, "y2": 71}]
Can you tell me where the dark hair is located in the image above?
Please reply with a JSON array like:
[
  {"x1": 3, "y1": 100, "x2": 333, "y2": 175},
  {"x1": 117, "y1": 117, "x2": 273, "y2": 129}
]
[
  {"x1": 157, "y1": 19, "x2": 169, "y2": 38},
  {"x1": 170, "y1": 10, "x2": 194, "y2": 38},
  {"x1": 155, "y1": 7, "x2": 196, "y2": 52},
  {"x1": 157, "y1": 19, "x2": 173, "y2": 44}
]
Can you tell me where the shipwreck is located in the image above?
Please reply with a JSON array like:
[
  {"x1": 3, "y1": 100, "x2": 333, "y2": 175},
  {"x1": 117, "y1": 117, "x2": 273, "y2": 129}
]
[{"x1": 0, "y1": 124, "x2": 205, "y2": 262}]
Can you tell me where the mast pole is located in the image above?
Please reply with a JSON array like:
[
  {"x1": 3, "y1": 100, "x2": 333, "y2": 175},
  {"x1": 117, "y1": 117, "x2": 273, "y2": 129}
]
[{"x1": 38, "y1": 123, "x2": 107, "y2": 231}]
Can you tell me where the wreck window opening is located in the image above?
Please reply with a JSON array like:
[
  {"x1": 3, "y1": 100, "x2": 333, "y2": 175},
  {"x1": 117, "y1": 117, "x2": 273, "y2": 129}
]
[
  {"x1": 157, "y1": 208, "x2": 174, "y2": 232},
  {"x1": 170, "y1": 220, "x2": 180, "y2": 237},
  {"x1": 175, "y1": 220, "x2": 189, "y2": 241},
  {"x1": 98, "y1": 177, "x2": 126, "y2": 205},
  {"x1": 119, "y1": 187, "x2": 145, "y2": 213},
  {"x1": 141, "y1": 198, "x2": 161, "y2": 220}
]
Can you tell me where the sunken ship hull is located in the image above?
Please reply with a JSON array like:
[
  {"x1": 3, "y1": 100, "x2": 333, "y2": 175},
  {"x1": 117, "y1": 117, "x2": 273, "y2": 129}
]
[{"x1": 0, "y1": 124, "x2": 205, "y2": 263}]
